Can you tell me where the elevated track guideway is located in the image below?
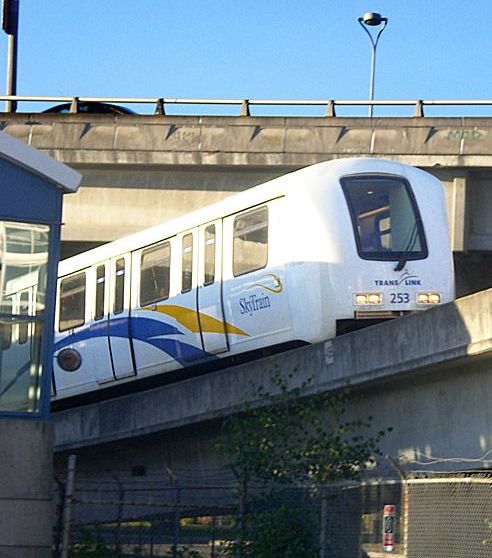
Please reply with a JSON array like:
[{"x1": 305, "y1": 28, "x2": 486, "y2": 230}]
[{"x1": 53, "y1": 287, "x2": 492, "y2": 486}]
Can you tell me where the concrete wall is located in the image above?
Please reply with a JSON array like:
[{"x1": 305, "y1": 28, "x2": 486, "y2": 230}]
[
  {"x1": 0, "y1": 420, "x2": 53, "y2": 558},
  {"x1": 61, "y1": 166, "x2": 279, "y2": 242}
]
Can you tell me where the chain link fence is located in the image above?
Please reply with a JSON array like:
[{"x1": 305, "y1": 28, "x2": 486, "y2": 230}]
[
  {"x1": 53, "y1": 459, "x2": 492, "y2": 557},
  {"x1": 406, "y1": 475, "x2": 492, "y2": 558}
]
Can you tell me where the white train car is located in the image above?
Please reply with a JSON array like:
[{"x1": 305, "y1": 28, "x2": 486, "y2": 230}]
[{"x1": 53, "y1": 158, "x2": 454, "y2": 400}]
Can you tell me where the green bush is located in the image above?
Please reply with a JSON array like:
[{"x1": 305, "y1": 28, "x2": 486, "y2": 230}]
[
  {"x1": 223, "y1": 503, "x2": 318, "y2": 558},
  {"x1": 163, "y1": 546, "x2": 202, "y2": 558},
  {"x1": 69, "y1": 525, "x2": 117, "y2": 558}
]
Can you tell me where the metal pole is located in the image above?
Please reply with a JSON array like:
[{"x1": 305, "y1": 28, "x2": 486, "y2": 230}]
[
  {"x1": 319, "y1": 487, "x2": 327, "y2": 558},
  {"x1": 4, "y1": 0, "x2": 19, "y2": 113},
  {"x1": 60, "y1": 454, "x2": 77, "y2": 558},
  {"x1": 368, "y1": 43, "x2": 376, "y2": 118},
  {"x1": 211, "y1": 516, "x2": 217, "y2": 558},
  {"x1": 5, "y1": 31, "x2": 17, "y2": 112},
  {"x1": 53, "y1": 478, "x2": 65, "y2": 557},
  {"x1": 358, "y1": 16, "x2": 387, "y2": 118},
  {"x1": 172, "y1": 483, "x2": 181, "y2": 558},
  {"x1": 114, "y1": 475, "x2": 124, "y2": 556}
]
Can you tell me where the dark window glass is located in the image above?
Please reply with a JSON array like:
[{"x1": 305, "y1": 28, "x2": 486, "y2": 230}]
[
  {"x1": 59, "y1": 273, "x2": 86, "y2": 332},
  {"x1": 0, "y1": 298, "x2": 12, "y2": 350},
  {"x1": 233, "y1": 207, "x2": 268, "y2": 277},
  {"x1": 0, "y1": 321, "x2": 11, "y2": 350},
  {"x1": 94, "y1": 265, "x2": 105, "y2": 320},
  {"x1": 18, "y1": 291, "x2": 29, "y2": 345},
  {"x1": 204, "y1": 225, "x2": 216, "y2": 286},
  {"x1": 182, "y1": 233, "x2": 193, "y2": 293},
  {"x1": 140, "y1": 242, "x2": 171, "y2": 306},
  {"x1": 114, "y1": 259, "x2": 125, "y2": 315},
  {"x1": 341, "y1": 175, "x2": 428, "y2": 261}
]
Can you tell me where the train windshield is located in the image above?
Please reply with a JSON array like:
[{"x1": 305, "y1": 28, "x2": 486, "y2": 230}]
[{"x1": 341, "y1": 175, "x2": 427, "y2": 261}]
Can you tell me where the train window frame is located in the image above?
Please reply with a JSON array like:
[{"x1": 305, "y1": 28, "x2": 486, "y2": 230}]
[
  {"x1": 1, "y1": 298, "x2": 12, "y2": 350},
  {"x1": 233, "y1": 206, "x2": 268, "y2": 277},
  {"x1": 341, "y1": 174, "x2": 428, "y2": 262},
  {"x1": 59, "y1": 272, "x2": 86, "y2": 332},
  {"x1": 113, "y1": 258, "x2": 125, "y2": 315},
  {"x1": 94, "y1": 264, "x2": 105, "y2": 321},
  {"x1": 0, "y1": 320, "x2": 11, "y2": 350},
  {"x1": 181, "y1": 233, "x2": 193, "y2": 293},
  {"x1": 204, "y1": 224, "x2": 216, "y2": 286},
  {"x1": 18, "y1": 291, "x2": 29, "y2": 345},
  {"x1": 140, "y1": 241, "x2": 171, "y2": 306}
]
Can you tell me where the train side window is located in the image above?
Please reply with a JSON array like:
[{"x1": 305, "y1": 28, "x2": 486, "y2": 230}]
[
  {"x1": 140, "y1": 241, "x2": 171, "y2": 306},
  {"x1": 18, "y1": 291, "x2": 29, "y2": 345},
  {"x1": 94, "y1": 265, "x2": 105, "y2": 320},
  {"x1": 182, "y1": 233, "x2": 193, "y2": 293},
  {"x1": 233, "y1": 206, "x2": 268, "y2": 277},
  {"x1": 204, "y1": 225, "x2": 216, "y2": 286},
  {"x1": 114, "y1": 259, "x2": 125, "y2": 315},
  {"x1": 59, "y1": 272, "x2": 86, "y2": 332}
]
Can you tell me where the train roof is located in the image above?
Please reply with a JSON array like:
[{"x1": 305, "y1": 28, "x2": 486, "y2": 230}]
[{"x1": 58, "y1": 157, "x2": 430, "y2": 276}]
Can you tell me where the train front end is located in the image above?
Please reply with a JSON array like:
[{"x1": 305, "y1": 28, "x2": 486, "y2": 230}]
[{"x1": 332, "y1": 159, "x2": 454, "y2": 334}]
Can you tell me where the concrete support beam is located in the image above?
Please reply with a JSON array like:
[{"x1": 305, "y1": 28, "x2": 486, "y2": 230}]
[
  {"x1": 53, "y1": 287, "x2": 492, "y2": 454},
  {"x1": 450, "y1": 175, "x2": 469, "y2": 252},
  {"x1": 3, "y1": 114, "x2": 492, "y2": 168},
  {"x1": 2, "y1": 114, "x2": 492, "y2": 253}
]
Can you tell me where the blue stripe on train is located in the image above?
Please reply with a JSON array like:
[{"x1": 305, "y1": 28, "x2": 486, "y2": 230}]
[{"x1": 54, "y1": 316, "x2": 219, "y2": 366}]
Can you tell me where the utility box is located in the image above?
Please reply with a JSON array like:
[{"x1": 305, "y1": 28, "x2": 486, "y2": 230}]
[{"x1": 0, "y1": 131, "x2": 80, "y2": 556}]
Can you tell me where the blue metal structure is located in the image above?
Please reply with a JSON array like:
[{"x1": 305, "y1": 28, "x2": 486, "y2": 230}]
[{"x1": 0, "y1": 131, "x2": 80, "y2": 418}]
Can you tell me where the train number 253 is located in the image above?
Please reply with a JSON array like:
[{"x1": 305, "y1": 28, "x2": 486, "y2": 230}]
[{"x1": 390, "y1": 292, "x2": 410, "y2": 303}]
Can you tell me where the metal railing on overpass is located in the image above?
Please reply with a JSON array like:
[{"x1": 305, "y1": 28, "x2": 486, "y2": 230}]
[{"x1": 2, "y1": 95, "x2": 492, "y2": 117}]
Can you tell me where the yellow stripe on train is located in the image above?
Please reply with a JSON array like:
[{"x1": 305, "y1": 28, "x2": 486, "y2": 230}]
[{"x1": 150, "y1": 304, "x2": 250, "y2": 337}]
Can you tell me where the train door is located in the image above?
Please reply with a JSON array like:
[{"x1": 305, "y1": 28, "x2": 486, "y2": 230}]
[
  {"x1": 108, "y1": 254, "x2": 136, "y2": 379},
  {"x1": 171, "y1": 229, "x2": 203, "y2": 362},
  {"x1": 197, "y1": 220, "x2": 229, "y2": 354},
  {"x1": 132, "y1": 231, "x2": 204, "y2": 369},
  {"x1": 221, "y1": 202, "x2": 291, "y2": 351},
  {"x1": 130, "y1": 238, "x2": 180, "y2": 376},
  {"x1": 89, "y1": 262, "x2": 115, "y2": 385}
]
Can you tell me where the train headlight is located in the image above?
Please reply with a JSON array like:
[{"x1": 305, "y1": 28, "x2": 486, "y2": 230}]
[
  {"x1": 417, "y1": 292, "x2": 441, "y2": 305},
  {"x1": 354, "y1": 293, "x2": 383, "y2": 305},
  {"x1": 57, "y1": 348, "x2": 82, "y2": 372}
]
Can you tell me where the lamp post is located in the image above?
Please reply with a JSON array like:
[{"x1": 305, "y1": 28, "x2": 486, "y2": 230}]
[
  {"x1": 358, "y1": 11, "x2": 388, "y2": 117},
  {"x1": 3, "y1": 0, "x2": 20, "y2": 113}
]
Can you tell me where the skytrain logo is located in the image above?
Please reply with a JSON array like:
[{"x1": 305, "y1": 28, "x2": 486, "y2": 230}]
[
  {"x1": 374, "y1": 270, "x2": 421, "y2": 287},
  {"x1": 248, "y1": 273, "x2": 283, "y2": 294},
  {"x1": 240, "y1": 293, "x2": 271, "y2": 316},
  {"x1": 239, "y1": 274, "x2": 283, "y2": 316}
]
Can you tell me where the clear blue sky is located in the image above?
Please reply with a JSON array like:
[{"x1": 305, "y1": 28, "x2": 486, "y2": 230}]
[{"x1": 1, "y1": 1, "x2": 491, "y2": 115}]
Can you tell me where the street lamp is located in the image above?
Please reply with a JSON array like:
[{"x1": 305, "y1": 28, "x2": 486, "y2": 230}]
[
  {"x1": 3, "y1": 0, "x2": 20, "y2": 113},
  {"x1": 358, "y1": 11, "x2": 388, "y2": 117}
]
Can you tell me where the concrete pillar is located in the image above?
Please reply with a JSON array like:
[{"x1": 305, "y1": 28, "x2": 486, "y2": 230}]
[
  {"x1": 450, "y1": 174, "x2": 469, "y2": 252},
  {"x1": 0, "y1": 420, "x2": 54, "y2": 557}
]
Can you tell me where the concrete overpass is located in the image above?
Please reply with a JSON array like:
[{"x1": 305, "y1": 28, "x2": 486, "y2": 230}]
[
  {"x1": 3, "y1": 111, "x2": 492, "y2": 295},
  {"x1": 53, "y1": 286, "x2": 492, "y2": 484}
]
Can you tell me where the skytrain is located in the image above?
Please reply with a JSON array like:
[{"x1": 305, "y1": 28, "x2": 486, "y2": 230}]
[{"x1": 51, "y1": 157, "x2": 454, "y2": 400}]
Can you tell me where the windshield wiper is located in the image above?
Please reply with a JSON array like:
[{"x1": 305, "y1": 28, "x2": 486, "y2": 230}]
[{"x1": 394, "y1": 222, "x2": 419, "y2": 272}]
